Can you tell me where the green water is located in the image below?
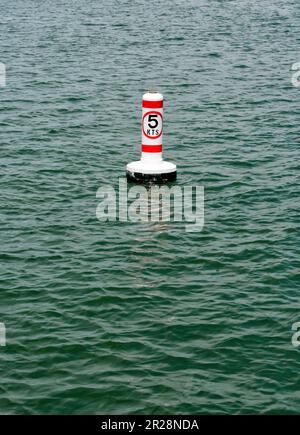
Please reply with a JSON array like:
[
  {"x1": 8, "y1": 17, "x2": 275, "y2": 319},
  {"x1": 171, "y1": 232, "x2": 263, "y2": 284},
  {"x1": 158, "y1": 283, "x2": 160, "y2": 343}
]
[{"x1": 1, "y1": 0, "x2": 300, "y2": 414}]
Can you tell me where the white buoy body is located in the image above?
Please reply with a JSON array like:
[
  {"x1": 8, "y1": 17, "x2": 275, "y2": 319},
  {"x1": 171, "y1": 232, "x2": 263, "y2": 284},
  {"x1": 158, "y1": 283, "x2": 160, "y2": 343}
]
[{"x1": 126, "y1": 92, "x2": 177, "y2": 182}]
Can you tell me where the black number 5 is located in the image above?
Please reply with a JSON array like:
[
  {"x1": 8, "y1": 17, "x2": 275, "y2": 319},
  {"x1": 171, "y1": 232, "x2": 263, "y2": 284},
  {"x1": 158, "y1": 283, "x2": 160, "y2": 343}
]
[{"x1": 148, "y1": 114, "x2": 158, "y2": 129}]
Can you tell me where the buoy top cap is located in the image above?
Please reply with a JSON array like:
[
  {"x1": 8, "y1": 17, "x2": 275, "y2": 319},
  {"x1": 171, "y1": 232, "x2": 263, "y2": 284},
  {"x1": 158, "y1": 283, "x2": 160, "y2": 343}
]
[{"x1": 143, "y1": 91, "x2": 163, "y2": 101}]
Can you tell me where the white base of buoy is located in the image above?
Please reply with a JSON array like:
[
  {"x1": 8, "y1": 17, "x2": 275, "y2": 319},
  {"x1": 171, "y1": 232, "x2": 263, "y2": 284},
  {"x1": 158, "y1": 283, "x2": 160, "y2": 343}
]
[
  {"x1": 127, "y1": 160, "x2": 176, "y2": 175},
  {"x1": 126, "y1": 160, "x2": 177, "y2": 183}
]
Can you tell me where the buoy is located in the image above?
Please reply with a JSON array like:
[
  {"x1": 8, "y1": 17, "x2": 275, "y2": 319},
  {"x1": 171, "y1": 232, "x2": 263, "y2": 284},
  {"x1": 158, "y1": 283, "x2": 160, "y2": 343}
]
[{"x1": 126, "y1": 91, "x2": 177, "y2": 183}]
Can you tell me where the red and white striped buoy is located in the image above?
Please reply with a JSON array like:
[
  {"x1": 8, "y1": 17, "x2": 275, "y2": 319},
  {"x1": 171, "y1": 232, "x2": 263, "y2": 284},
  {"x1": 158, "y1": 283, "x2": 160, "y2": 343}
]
[{"x1": 126, "y1": 91, "x2": 177, "y2": 182}]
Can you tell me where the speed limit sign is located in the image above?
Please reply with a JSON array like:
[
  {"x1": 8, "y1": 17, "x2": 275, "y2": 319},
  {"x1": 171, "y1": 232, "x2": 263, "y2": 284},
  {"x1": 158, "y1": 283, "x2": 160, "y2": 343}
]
[
  {"x1": 141, "y1": 94, "x2": 163, "y2": 153},
  {"x1": 142, "y1": 111, "x2": 163, "y2": 139},
  {"x1": 126, "y1": 91, "x2": 177, "y2": 183}
]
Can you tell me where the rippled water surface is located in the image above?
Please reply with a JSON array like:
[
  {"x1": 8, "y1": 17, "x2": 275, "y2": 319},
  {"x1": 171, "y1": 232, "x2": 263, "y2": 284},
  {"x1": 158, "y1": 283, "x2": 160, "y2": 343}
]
[{"x1": 1, "y1": 0, "x2": 300, "y2": 414}]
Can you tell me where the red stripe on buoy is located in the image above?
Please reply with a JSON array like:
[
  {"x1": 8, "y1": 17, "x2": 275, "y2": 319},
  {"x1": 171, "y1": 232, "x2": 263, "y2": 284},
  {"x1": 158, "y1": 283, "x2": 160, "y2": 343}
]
[
  {"x1": 141, "y1": 144, "x2": 162, "y2": 153},
  {"x1": 142, "y1": 100, "x2": 163, "y2": 108}
]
